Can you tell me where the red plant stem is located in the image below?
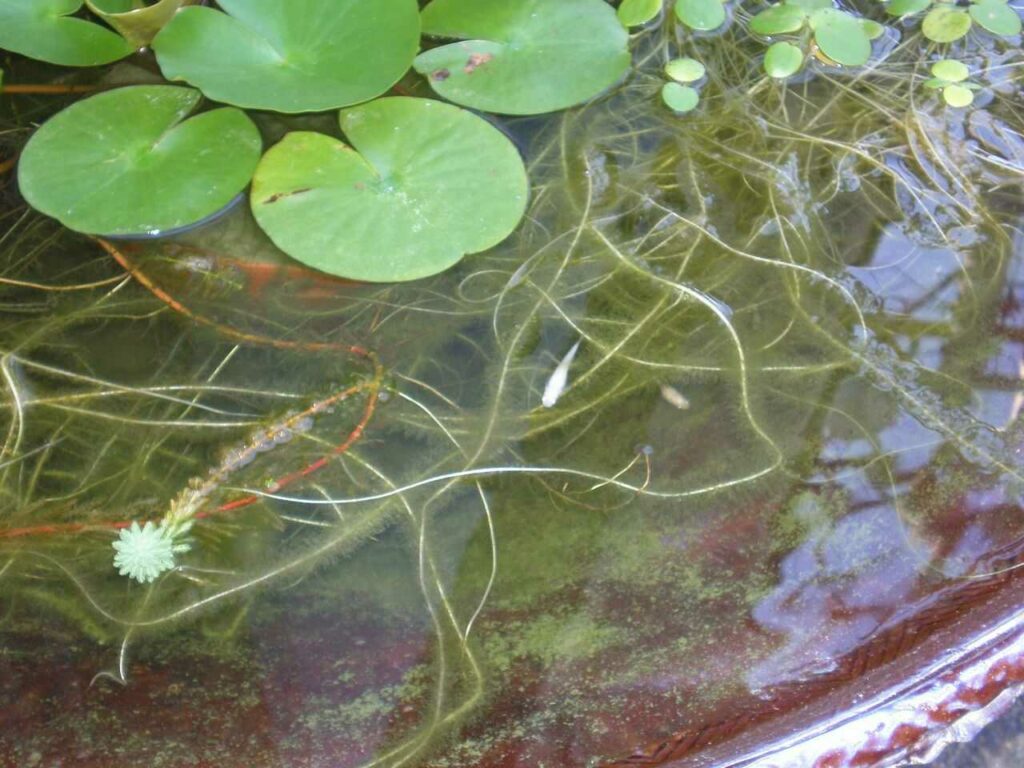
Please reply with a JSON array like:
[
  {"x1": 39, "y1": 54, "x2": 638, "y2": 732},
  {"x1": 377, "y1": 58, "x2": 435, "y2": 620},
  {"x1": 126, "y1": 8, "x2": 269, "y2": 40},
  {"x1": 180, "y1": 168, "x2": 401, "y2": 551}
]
[
  {"x1": 1, "y1": 84, "x2": 98, "y2": 95},
  {"x1": 0, "y1": 240, "x2": 385, "y2": 541}
]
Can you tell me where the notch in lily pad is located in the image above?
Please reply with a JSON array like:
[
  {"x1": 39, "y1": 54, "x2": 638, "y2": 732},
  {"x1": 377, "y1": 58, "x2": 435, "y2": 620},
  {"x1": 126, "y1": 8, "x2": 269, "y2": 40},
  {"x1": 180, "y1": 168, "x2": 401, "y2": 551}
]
[
  {"x1": 251, "y1": 97, "x2": 529, "y2": 283},
  {"x1": 924, "y1": 59, "x2": 980, "y2": 107},
  {"x1": 84, "y1": 0, "x2": 199, "y2": 48},
  {"x1": 414, "y1": 0, "x2": 630, "y2": 115},
  {"x1": 152, "y1": 0, "x2": 421, "y2": 113},
  {"x1": 18, "y1": 85, "x2": 262, "y2": 237},
  {"x1": 0, "y1": 0, "x2": 133, "y2": 66}
]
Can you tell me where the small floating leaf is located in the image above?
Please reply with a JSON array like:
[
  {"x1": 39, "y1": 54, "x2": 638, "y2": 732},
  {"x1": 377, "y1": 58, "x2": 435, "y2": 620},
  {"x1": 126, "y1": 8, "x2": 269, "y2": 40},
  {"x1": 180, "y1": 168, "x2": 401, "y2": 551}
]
[
  {"x1": 861, "y1": 18, "x2": 885, "y2": 38},
  {"x1": 152, "y1": 0, "x2": 420, "y2": 113},
  {"x1": 618, "y1": 0, "x2": 662, "y2": 26},
  {"x1": 18, "y1": 86, "x2": 262, "y2": 236},
  {"x1": 942, "y1": 83, "x2": 974, "y2": 107},
  {"x1": 969, "y1": 0, "x2": 1022, "y2": 36},
  {"x1": 0, "y1": 0, "x2": 133, "y2": 66},
  {"x1": 809, "y1": 8, "x2": 872, "y2": 66},
  {"x1": 786, "y1": 0, "x2": 832, "y2": 10},
  {"x1": 415, "y1": 0, "x2": 630, "y2": 115},
  {"x1": 674, "y1": 0, "x2": 727, "y2": 31},
  {"x1": 665, "y1": 57, "x2": 706, "y2": 83},
  {"x1": 764, "y1": 41, "x2": 804, "y2": 77},
  {"x1": 930, "y1": 58, "x2": 969, "y2": 82},
  {"x1": 251, "y1": 98, "x2": 529, "y2": 283},
  {"x1": 886, "y1": 0, "x2": 931, "y2": 16},
  {"x1": 661, "y1": 82, "x2": 700, "y2": 113},
  {"x1": 84, "y1": 0, "x2": 199, "y2": 47},
  {"x1": 922, "y1": 5, "x2": 972, "y2": 41},
  {"x1": 750, "y1": 4, "x2": 807, "y2": 35}
]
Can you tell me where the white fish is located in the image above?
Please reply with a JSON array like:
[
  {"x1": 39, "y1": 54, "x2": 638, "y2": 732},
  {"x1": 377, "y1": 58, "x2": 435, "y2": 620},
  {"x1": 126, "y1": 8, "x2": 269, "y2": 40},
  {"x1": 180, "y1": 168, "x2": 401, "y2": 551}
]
[
  {"x1": 542, "y1": 339, "x2": 582, "y2": 408},
  {"x1": 659, "y1": 383, "x2": 690, "y2": 410}
]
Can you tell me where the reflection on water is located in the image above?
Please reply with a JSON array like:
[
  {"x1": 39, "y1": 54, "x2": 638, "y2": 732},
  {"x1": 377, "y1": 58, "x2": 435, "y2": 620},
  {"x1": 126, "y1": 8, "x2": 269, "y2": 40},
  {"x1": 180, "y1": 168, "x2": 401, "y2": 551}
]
[{"x1": 2, "y1": 29, "x2": 1024, "y2": 768}]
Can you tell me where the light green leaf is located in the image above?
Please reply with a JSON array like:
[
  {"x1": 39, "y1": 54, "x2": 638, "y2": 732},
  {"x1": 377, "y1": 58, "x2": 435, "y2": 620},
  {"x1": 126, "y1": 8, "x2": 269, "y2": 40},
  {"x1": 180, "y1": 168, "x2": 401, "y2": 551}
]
[
  {"x1": 85, "y1": 0, "x2": 199, "y2": 47},
  {"x1": 930, "y1": 58, "x2": 969, "y2": 81},
  {"x1": 886, "y1": 0, "x2": 931, "y2": 16},
  {"x1": 0, "y1": 0, "x2": 133, "y2": 66},
  {"x1": 618, "y1": 0, "x2": 662, "y2": 26},
  {"x1": 922, "y1": 5, "x2": 973, "y2": 41},
  {"x1": 923, "y1": 76, "x2": 946, "y2": 88},
  {"x1": 251, "y1": 98, "x2": 529, "y2": 283},
  {"x1": 862, "y1": 18, "x2": 885, "y2": 38},
  {"x1": 942, "y1": 83, "x2": 974, "y2": 106},
  {"x1": 786, "y1": 0, "x2": 833, "y2": 11},
  {"x1": 415, "y1": 0, "x2": 630, "y2": 115},
  {"x1": 18, "y1": 86, "x2": 262, "y2": 236},
  {"x1": 969, "y1": 0, "x2": 1022, "y2": 36},
  {"x1": 750, "y1": 4, "x2": 807, "y2": 34},
  {"x1": 152, "y1": 0, "x2": 420, "y2": 113},
  {"x1": 809, "y1": 8, "x2": 872, "y2": 66},
  {"x1": 674, "y1": 0, "x2": 727, "y2": 31},
  {"x1": 764, "y1": 41, "x2": 804, "y2": 77},
  {"x1": 665, "y1": 57, "x2": 706, "y2": 83},
  {"x1": 661, "y1": 82, "x2": 700, "y2": 113}
]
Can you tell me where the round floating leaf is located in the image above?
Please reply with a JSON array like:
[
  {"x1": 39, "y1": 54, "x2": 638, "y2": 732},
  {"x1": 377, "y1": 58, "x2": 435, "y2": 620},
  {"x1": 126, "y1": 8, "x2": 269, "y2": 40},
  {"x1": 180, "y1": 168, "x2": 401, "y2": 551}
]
[
  {"x1": 942, "y1": 83, "x2": 974, "y2": 107},
  {"x1": 969, "y1": 0, "x2": 1021, "y2": 36},
  {"x1": 665, "y1": 57, "x2": 706, "y2": 83},
  {"x1": 661, "y1": 82, "x2": 699, "y2": 113},
  {"x1": 886, "y1": 0, "x2": 931, "y2": 15},
  {"x1": 750, "y1": 4, "x2": 807, "y2": 35},
  {"x1": 809, "y1": 8, "x2": 872, "y2": 65},
  {"x1": 922, "y1": 5, "x2": 972, "y2": 41},
  {"x1": 931, "y1": 58, "x2": 969, "y2": 81},
  {"x1": 674, "y1": 0, "x2": 727, "y2": 30},
  {"x1": 414, "y1": 0, "x2": 629, "y2": 115},
  {"x1": 787, "y1": 0, "x2": 833, "y2": 11},
  {"x1": 251, "y1": 98, "x2": 529, "y2": 283},
  {"x1": 18, "y1": 86, "x2": 262, "y2": 236},
  {"x1": 85, "y1": 0, "x2": 199, "y2": 47},
  {"x1": 0, "y1": 0, "x2": 133, "y2": 66},
  {"x1": 152, "y1": 0, "x2": 420, "y2": 113},
  {"x1": 862, "y1": 18, "x2": 885, "y2": 38},
  {"x1": 764, "y1": 41, "x2": 804, "y2": 77},
  {"x1": 618, "y1": 0, "x2": 662, "y2": 26}
]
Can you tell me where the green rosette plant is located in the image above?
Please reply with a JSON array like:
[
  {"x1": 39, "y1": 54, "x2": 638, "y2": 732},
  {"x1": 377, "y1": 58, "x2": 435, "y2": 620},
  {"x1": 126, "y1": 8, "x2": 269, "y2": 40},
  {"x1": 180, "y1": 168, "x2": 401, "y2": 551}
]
[
  {"x1": 885, "y1": 0, "x2": 1021, "y2": 42},
  {"x1": 749, "y1": 0, "x2": 883, "y2": 67}
]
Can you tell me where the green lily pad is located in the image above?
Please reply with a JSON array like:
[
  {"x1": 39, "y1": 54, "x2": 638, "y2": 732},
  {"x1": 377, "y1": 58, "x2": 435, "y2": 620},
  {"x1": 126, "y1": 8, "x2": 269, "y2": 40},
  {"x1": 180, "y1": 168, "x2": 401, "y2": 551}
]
[
  {"x1": 969, "y1": 0, "x2": 1021, "y2": 36},
  {"x1": 414, "y1": 0, "x2": 630, "y2": 115},
  {"x1": 922, "y1": 5, "x2": 973, "y2": 41},
  {"x1": 0, "y1": 0, "x2": 133, "y2": 66},
  {"x1": 786, "y1": 0, "x2": 833, "y2": 11},
  {"x1": 674, "y1": 0, "x2": 727, "y2": 30},
  {"x1": 152, "y1": 0, "x2": 420, "y2": 113},
  {"x1": 251, "y1": 98, "x2": 529, "y2": 283},
  {"x1": 809, "y1": 8, "x2": 872, "y2": 66},
  {"x1": 886, "y1": 0, "x2": 931, "y2": 15},
  {"x1": 931, "y1": 58, "x2": 969, "y2": 81},
  {"x1": 661, "y1": 82, "x2": 700, "y2": 113},
  {"x1": 18, "y1": 86, "x2": 262, "y2": 236},
  {"x1": 942, "y1": 83, "x2": 974, "y2": 107},
  {"x1": 665, "y1": 57, "x2": 706, "y2": 83},
  {"x1": 750, "y1": 4, "x2": 807, "y2": 35},
  {"x1": 764, "y1": 41, "x2": 804, "y2": 77},
  {"x1": 85, "y1": 0, "x2": 199, "y2": 47},
  {"x1": 618, "y1": 0, "x2": 662, "y2": 26}
]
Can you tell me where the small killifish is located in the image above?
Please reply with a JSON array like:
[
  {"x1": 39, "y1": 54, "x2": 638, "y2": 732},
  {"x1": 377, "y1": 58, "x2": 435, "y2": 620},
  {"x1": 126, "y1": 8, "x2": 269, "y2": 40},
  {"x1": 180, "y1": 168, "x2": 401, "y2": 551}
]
[
  {"x1": 659, "y1": 383, "x2": 690, "y2": 410},
  {"x1": 542, "y1": 339, "x2": 582, "y2": 408}
]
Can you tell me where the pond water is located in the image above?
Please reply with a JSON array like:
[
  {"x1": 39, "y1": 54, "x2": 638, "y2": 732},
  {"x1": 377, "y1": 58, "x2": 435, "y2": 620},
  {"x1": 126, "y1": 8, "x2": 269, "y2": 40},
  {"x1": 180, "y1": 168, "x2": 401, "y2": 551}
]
[{"x1": 2, "y1": 20, "x2": 1024, "y2": 768}]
